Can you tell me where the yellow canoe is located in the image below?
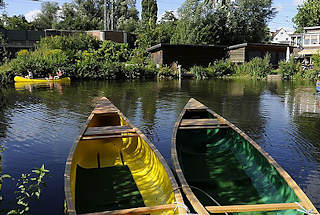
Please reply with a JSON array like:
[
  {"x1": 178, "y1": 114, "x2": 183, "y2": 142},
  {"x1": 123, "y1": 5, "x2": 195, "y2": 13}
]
[
  {"x1": 14, "y1": 76, "x2": 71, "y2": 83},
  {"x1": 64, "y1": 97, "x2": 185, "y2": 215}
]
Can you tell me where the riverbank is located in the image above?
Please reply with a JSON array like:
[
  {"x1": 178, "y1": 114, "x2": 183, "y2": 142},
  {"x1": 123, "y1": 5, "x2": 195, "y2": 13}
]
[{"x1": 1, "y1": 35, "x2": 320, "y2": 85}]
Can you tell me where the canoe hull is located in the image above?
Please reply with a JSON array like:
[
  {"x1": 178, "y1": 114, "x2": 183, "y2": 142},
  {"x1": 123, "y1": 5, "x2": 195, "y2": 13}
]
[
  {"x1": 171, "y1": 98, "x2": 319, "y2": 215},
  {"x1": 14, "y1": 76, "x2": 70, "y2": 83},
  {"x1": 65, "y1": 97, "x2": 185, "y2": 215}
]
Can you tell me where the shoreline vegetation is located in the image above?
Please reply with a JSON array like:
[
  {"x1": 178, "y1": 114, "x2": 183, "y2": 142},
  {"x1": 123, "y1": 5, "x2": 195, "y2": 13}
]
[{"x1": 0, "y1": 35, "x2": 320, "y2": 85}]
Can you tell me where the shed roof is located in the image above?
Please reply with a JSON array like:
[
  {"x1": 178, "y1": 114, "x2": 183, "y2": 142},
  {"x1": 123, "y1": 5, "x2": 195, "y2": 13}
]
[
  {"x1": 147, "y1": 43, "x2": 227, "y2": 52},
  {"x1": 227, "y1": 43, "x2": 292, "y2": 50}
]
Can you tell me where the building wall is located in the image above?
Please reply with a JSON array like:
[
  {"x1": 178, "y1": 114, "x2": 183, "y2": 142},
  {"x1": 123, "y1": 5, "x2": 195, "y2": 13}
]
[
  {"x1": 152, "y1": 45, "x2": 227, "y2": 68},
  {"x1": 272, "y1": 29, "x2": 291, "y2": 44},
  {"x1": 228, "y1": 48, "x2": 245, "y2": 63}
]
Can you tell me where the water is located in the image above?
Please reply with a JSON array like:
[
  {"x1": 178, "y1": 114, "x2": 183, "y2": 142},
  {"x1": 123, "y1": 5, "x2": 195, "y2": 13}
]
[{"x1": 0, "y1": 79, "x2": 319, "y2": 214}]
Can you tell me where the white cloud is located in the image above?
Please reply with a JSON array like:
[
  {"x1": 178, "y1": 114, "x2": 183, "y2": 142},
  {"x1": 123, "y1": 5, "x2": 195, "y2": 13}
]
[
  {"x1": 25, "y1": 10, "x2": 41, "y2": 22},
  {"x1": 293, "y1": 0, "x2": 305, "y2": 6},
  {"x1": 275, "y1": 4, "x2": 283, "y2": 12}
]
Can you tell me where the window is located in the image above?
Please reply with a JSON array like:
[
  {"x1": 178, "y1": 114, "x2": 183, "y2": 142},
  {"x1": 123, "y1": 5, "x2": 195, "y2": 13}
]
[
  {"x1": 311, "y1": 35, "x2": 318, "y2": 44},
  {"x1": 286, "y1": 38, "x2": 288, "y2": 41},
  {"x1": 304, "y1": 35, "x2": 310, "y2": 45}
]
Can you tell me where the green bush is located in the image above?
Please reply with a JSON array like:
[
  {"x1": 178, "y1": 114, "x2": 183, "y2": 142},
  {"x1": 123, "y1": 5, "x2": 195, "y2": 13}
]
[
  {"x1": 8, "y1": 49, "x2": 72, "y2": 78},
  {"x1": 279, "y1": 56, "x2": 300, "y2": 80},
  {"x1": 190, "y1": 66, "x2": 209, "y2": 79},
  {"x1": 97, "y1": 41, "x2": 131, "y2": 62},
  {"x1": 312, "y1": 52, "x2": 320, "y2": 71},
  {"x1": 37, "y1": 34, "x2": 101, "y2": 57},
  {"x1": 157, "y1": 66, "x2": 177, "y2": 79},
  {"x1": 207, "y1": 60, "x2": 235, "y2": 78},
  {"x1": 235, "y1": 55, "x2": 272, "y2": 79}
]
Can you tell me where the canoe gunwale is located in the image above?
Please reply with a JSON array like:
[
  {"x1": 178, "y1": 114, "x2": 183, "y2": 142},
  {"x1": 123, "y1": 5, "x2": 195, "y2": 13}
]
[
  {"x1": 64, "y1": 97, "x2": 185, "y2": 215},
  {"x1": 171, "y1": 98, "x2": 319, "y2": 215}
]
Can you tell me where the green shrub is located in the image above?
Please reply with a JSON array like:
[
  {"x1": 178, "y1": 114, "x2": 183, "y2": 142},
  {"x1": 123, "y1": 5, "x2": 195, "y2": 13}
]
[
  {"x1": 312, "y1": 52, "x2": 320, "y2": 71},
  {"x1": 97, "y1": 41, "x2": 131, "y2": 62},
  {"x1": 235, "y1": 55, "x2": 272, "y2": 79},
  {"x1": 37, "y1": 34, "x2": 101, "y2": 57},
  {"x1": 207, "y1": 60, "x2": 235, "y2": 78},
  {"x1": 8, "y1": 49, "x2": 72, "y2": 78},
  {"x1": 279, "y1": 56, "x2": 300, "y2": 80},
  {"x1": 157, "y1": 66, "x2": 177, "y2": 79},
  {"x1": 190, "y1": 66, "x2": 209, "y2": 79}
]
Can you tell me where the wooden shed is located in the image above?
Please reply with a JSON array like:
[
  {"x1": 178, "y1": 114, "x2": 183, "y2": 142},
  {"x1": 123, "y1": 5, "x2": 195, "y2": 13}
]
[
  {"x1": 147, "y1": 43, "x2": 227, "y2": 68},
  {"x1": 228, "y1": 43, "x2": 293, "y2": 66}
]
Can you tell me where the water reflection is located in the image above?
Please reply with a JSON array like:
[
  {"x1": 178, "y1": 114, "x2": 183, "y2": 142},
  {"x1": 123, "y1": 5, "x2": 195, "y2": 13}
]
[{"x1": 0, "y1": 79, "x2": 319, "y2": 214}]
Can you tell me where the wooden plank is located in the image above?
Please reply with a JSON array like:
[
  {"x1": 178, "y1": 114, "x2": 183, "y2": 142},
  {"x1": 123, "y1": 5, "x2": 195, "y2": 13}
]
[
  {"x1": 179, "y1": 125, "x2": 229, "y2": 130},
  {"x1": 180, "y1": 119, "x2": 226, "y2": 127},
  {"x1": 206, "y1": 203, "x2": 300, "y2": 213},
  {"x1": 84, "y1": 126, "x2": 135, "y2": 136},
  {"x1": 92, "y1": 98, "x2": 119, "y2": 114},
  {"x1": 185, "y1": 98, "x2": 207, "y2": 110},
  {"x1": 81, "y1": 134, "x2": 139, "y2": 140},
  {"x1": 82, "y1": 203, "x2": 177, "y2": 215}
]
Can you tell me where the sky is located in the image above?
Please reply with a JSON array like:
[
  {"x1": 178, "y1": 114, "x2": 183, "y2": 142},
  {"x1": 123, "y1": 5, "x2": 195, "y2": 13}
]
[{"x1": 1, "y1": 0, "x2": 306, "y2": 32}]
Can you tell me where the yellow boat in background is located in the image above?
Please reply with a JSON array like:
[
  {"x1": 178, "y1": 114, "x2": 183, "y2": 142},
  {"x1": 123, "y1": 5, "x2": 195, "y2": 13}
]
[
  {"x1": 64, "y1": 97, "x2": 186, "y2": 215},
  {"x1": 14, "y1": 76, "x2": 71, "y2": 83}
]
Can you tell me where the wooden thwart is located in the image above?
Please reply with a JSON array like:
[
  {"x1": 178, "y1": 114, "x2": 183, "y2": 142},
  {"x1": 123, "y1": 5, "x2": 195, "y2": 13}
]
[
  {"x1": 179, "y1": 125, "x2": 229, "y2": 130},
  {"x1": 84, "y1": 126, "x2": 135, "y2": 136},
  {"x1": 205, "y1": 203, "x2": 300, "y2": 213},
  {"x1": 180, "y1": 119, "x2": 226, "y2": 127},
  {"x1": 82, "y1": 203, "x2": 177, "y2": 215},
  {"x1": 81, "y1": 134, "x2": 139, "y2": 140}
]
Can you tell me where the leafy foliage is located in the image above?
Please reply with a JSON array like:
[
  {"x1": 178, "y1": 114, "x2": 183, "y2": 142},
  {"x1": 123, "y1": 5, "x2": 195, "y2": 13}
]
[
  {"x1": 207, "y1": 60, "x2": 235, "y2": 77},
  {"x1": 278, "y1": 56, "x2": 301, "y2": 80},
  {"x1": 7, "y1": 165, "x2": 49, "y2": 215},
  {"x1": 293, "y1": 0, "x2": 320, "y2": 32},
  {"x1": 33, "y1": 2, "x2": 60, "y2": 30},
  {"x1": 172, "y1": 0, "x2": 276, "y2": 45},
  {"x1": 0, "y1": 14, "x2": 35, "y2": 31},
  {"x1": 141, "y1": 0, "x2": 158, "y2": 26}
]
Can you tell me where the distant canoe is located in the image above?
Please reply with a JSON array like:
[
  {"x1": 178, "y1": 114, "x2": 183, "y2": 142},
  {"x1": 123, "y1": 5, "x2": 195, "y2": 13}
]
[
  {"x1": 64, "y1": 97, "x2": 185, "y2": 215},
  {"x1": 316, "y1": 81, "x2": 320, "y2": 92},
  {"x1": 14, "y1": 76, "x2": 71, "y2": 83},
  {"x1": 171, "y1": 98, "x2": 319, "y2": 215}
]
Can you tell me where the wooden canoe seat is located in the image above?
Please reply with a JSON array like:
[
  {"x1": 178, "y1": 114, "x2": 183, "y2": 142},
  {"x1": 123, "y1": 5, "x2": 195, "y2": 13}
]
[
  {"x1": 180, "y1": 119, "x2": 227, "y2": 127},
  {"x1": 81, "y1": 134, "x2": 139, "y2": 140},
  {"x1": 84, "y1": 126, "x2": 136, "y2": 136},
  {"x1": 205, "y1": 203, "x2": 300, "y2": 213}
]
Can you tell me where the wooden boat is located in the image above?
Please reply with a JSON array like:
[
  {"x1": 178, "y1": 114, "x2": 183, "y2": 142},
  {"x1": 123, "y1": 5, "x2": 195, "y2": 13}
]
[
  {"x1": 65, "y1": 97, "x2": 185, "y2": 215},
  {"x1": 171, "y1": 98, "x2": 319, "y2": 215},
  {"x1": 14, "y1": 76, "x2": 71, "y2": 83}
]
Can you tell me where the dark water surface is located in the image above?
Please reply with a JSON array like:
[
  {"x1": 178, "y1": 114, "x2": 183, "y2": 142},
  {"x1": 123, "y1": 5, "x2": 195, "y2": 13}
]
[{"x1": 0, "y1": 79, "x2": 319, "y2": 214}]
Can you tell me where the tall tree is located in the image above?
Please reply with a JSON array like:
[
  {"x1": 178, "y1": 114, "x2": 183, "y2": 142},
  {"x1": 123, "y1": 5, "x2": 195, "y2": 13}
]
[
  {"x1": 33, "y1": 2, "x2": 60, "y2": 30},
  {"x1": 141, "y1": 0, "x2": 158, "y2": 26},
  {"x1": 293, "y1": 0, "x2": 320, "y2": 32},
  {"x1": 1, "y1": 14, "x2": 34, "y2": 30},
  {"x1": 114, "y1": 0, "x2": 139, "y2": 32},
  {"x1": 172, "y1": 0, "x2": 276, "y2": 45},
  {"x1": 58, "y1": 0, "x2": 104, "y2": 30}
]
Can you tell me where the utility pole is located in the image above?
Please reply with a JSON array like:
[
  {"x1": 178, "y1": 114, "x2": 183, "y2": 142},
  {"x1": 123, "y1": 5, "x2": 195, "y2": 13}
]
[
  {"x1": 111, "y1": 0, "x2": 114, "y2": 30},
  {"x1": 104, "y1": 0, "x2": 107, "y2": 31}
]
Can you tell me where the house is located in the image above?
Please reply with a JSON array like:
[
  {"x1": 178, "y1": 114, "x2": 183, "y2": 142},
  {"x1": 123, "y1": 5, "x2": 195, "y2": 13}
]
[
  {"x1": 272, "y1": 28, "x2": 292, "y2": 44},
  {"x1": 290, "y1": 26, "x2": 320, "y2": 64},
  {"x1": 146, "y1": 43, "x2": 227, "y2": 68},
  {"x1": 228, "y1": 43, "x2": 293, "y2": 66}
]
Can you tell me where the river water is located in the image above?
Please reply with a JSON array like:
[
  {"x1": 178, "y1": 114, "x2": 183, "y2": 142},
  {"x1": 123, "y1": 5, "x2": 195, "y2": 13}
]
[{"x1": 0, "y1": 79, "x2": 319, "y2": 214}]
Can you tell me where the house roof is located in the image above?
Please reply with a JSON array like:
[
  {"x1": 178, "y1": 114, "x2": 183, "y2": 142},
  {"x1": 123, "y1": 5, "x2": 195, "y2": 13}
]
[
  {"x1": 272, "y1": 28, "x2": 283, "y2": 38},
  {"x1": 146, "y1": 43, "x2": 227, "y2": 52},
  {"x1": 227, "y1": 43, "x2": 292, "y2": 50}
]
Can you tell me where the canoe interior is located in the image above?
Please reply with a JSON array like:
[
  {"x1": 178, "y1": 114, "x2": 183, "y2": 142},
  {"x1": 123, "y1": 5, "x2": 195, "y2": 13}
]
[
  {"x1": 177, "y1": 110, "x2": 301, "y2": 215},
  {"x1": 70, "y1": 112, "x2": 176, "y2": 214}
]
